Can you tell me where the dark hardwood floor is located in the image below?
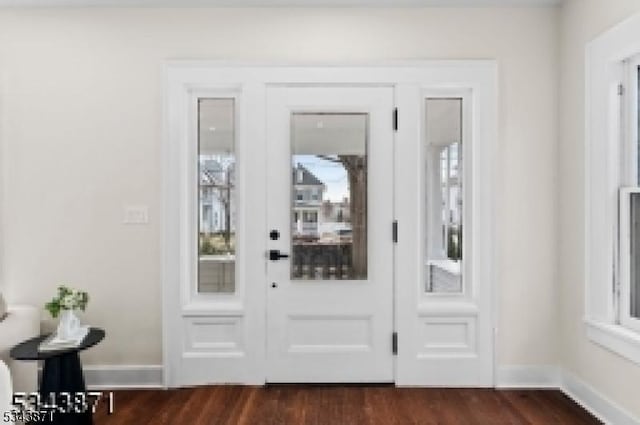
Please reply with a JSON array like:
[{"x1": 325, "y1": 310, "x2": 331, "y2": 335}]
[{"x1": 93, "y1": 386, "x2": 602, "y2": 425}]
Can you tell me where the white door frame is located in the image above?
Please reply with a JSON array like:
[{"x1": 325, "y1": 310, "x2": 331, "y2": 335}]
[{"x1": 162, "y1": 61, "x2": 498, "y2": 387}]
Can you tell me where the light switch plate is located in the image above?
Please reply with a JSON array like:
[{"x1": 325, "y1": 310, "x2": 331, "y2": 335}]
[{"x1": 123, "y1": 205, "x2": 149, "y2": 224}]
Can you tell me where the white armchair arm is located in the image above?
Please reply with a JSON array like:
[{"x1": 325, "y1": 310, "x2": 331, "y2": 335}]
[
  {"x1": 0, "y1": 306, "x2": 40, "y2": 394},
  {"x1": 0, "y1": 360, "x2": 13, "y2": 424}
]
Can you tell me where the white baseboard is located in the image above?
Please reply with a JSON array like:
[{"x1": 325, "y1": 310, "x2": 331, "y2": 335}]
[
  {"x1": 83, "y1": 365, "x2": 163, "y2": 390},
  {"x1": 496, "y1": 365, "x2": 639, "y2": 425},
  {"x1": 495, "y1": 365, "x2": 561, "y2": 388},
  {"x1": 561, "y1": 371, "x2": 639, "y2": 425}
]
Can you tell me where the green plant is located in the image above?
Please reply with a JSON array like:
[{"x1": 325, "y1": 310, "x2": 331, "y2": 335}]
[{"x1": 45, "y1": 285, "x2": 89, "y2": 318}]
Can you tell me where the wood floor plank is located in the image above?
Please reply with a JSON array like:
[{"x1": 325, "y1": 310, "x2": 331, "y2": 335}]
[
  {"x1": 500, "y1": 390, "x2": 594, "y2": 425},
  {"x1": 404, "y1": 387, "x2": 448, "y2": 425},
  {"x1": 454, "y1": 389, "x2": 514, "y2": 425},
  {"x1": 93, "y1": 386, "x2": 602, "y2": 425},
  {"x1": 532, "y1": 391, "x2": 600, "y2": 425}
]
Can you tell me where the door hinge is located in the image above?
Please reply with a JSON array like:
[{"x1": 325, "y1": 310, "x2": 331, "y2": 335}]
[
  {"x1": 392, "y1": 332, "x2": 398, "y2": 355},
  {"x1": 393, "y1": 107, "x2": 398, "y2": 131},
  {"x1": 392, "y1": 220, "x2": 398, "y2": 243},
  {"x1": 618, "y1": 83, "x2": 625, "y2": 96}
]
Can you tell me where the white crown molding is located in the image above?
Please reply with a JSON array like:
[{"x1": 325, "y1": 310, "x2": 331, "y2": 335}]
[{"x1": 0, "y1": 0, "x2": 562, "y2": 8}]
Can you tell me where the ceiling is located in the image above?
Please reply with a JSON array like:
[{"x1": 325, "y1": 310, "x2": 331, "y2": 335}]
[{"x1": 0, "y1": 0, "x2": 561, "y2": 7}]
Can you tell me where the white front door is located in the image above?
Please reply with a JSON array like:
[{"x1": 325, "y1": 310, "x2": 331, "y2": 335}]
[{"x1": 265, "y1": 86, "x2": 395, "y2": 383}]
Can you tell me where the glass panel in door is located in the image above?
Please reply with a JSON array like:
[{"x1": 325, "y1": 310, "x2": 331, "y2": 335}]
[{"x1": 290, "y1": 113, "x2": 368, "y2": 280}]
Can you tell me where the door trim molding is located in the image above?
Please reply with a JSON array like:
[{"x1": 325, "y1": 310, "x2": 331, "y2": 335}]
[{"x1": 162, "y1": 61, "x2": 498, "y2": 387}]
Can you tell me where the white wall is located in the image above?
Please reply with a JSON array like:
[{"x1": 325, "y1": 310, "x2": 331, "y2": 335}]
[
  {"x1": 559, "y1": 0, "x2": 640, "y2": 418},
  {"x1": 0, "y1": 7, "x2": 559, "y2": 368}
]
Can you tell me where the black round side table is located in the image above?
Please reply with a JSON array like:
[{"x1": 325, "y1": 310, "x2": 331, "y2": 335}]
[{"x1": 10, "y1": 327, "x2": 105, "y2": 425}]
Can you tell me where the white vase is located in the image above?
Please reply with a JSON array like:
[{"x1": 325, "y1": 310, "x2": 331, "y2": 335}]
[{"x1": 56, "y1": 309, "x2": 81, "y2": 341}]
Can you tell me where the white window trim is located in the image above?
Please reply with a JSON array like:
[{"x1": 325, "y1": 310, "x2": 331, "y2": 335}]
[
  {"x1": 585, "y1": 12, "x2": 640, "y2": 365},
  {"x1": 585, "y1": 319, "x2": 640, "y2": 364}
]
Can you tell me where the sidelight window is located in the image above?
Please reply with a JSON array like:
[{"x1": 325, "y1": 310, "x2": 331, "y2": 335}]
[
  {"x1": 197, "y1": 98, "x2": 236, "y2": 294},
  {"x1": 425, "y1": 98, "x2": 463, "y2": 294}
]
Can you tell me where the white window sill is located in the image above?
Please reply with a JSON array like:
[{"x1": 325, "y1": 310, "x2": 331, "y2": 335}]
[{"x1": 584, "y1": 318, "x2": 640, "y2": 365}]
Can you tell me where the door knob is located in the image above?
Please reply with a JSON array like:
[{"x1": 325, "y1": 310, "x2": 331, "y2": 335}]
[{"x1": 269, "y1": 250, "x2": 290, "y2": 261}]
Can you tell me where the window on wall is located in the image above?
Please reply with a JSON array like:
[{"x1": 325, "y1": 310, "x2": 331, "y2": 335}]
[
  {"x1": 619, "y1": 56, "x2": 640, "y2": 332},
  {"x1": 585, "y1": 16, "x2": 640, "y2": 365}
]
